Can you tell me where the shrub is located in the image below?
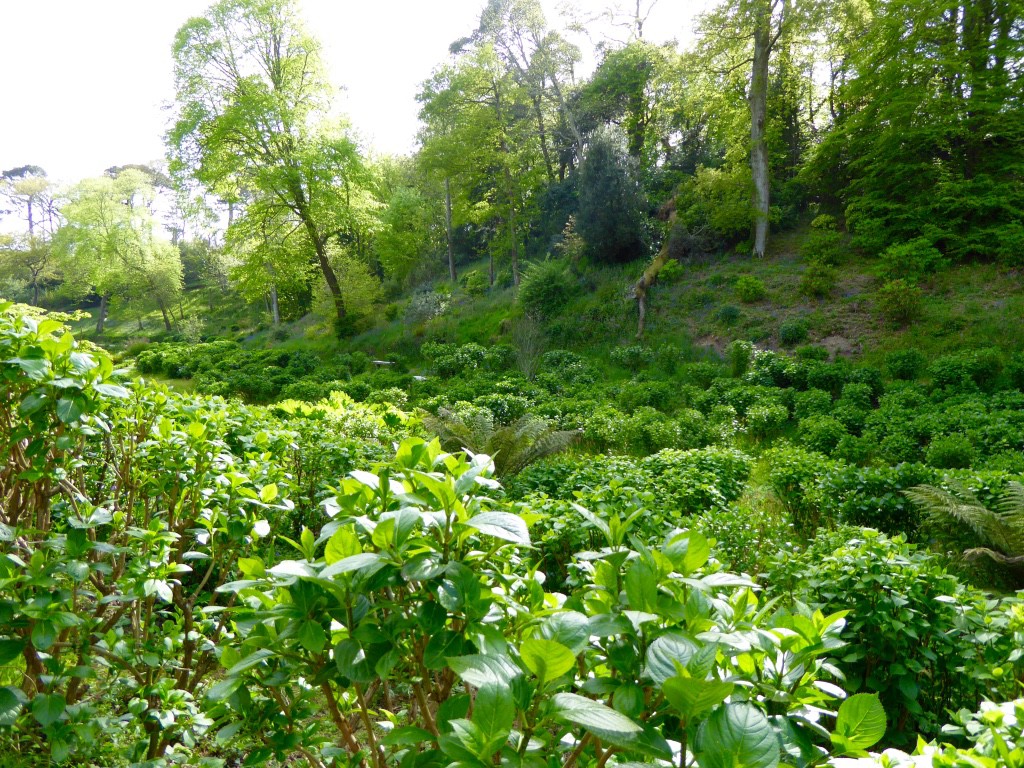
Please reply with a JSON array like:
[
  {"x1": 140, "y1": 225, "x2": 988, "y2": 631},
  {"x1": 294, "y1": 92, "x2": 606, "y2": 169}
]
[
  {"x1": 794, "y1": 388, "x2": 833, "y2": 419},
  {"x1": 609, "y1": 343, "x2": 654, "y2": 369},
  {"x1": 799, "y1": 414, "x2": 848, "y2": 454},
  {"x1": 876, "y1": 236, "x2": 948, "y2": 281},
  {"x1": 735, "y1": 274, "x2": 767, "y2": 303},
  {"x1": 799, "y1": 262, "x2": 837, "y2": 297},
  {"x1": 926, "y1": 433, "x2": 977, "y2": 469},
  {"x1": 616, "y1": 379, "x2": 674, "y2": 412},
  {"x1": 795, "y1": 344, "x2": 829, "y2": 361},
  {"x1": 716, "y1": 304, "x2": 741, "y2": 325},
  {"x1": 657, "y1": 258, "x2": 684, "y2": 283},
  {"x1": 461, "y1": 269, "x2": 489, "y2": 296},
  {"x1": 801, "y1": 225, "x2": 845, "y2": 266},
  {"x1": 876, "y1": 279, "x2": 923, "y2": 325},
  {"x1": 886, "y1": 348, "x2": 926, "y2": 380},
  {"x1": 763, "y1": 445, "x2": 843, "y2": 533},
  {"x1": 766, "y1": 529, "x2": 1022, "y2": 745},
  {"x1": 928, "y1": 348, "x2": 1004, "y2": 393},
  {"x1": 820, "y1": 462, "x2": 936, "y2": 535},
  {"x1": 517, "y1": 258, "x2": 578, "y2": 318},
  {"x1": 778, "y1": 318, "x2": 809, "y2": 347},
  {"x1": 746, "y1": 402, "x2": 789, "y2": 439},
  {"x1": 726, "y1": 339, "x2": 754, "y2": 377}
]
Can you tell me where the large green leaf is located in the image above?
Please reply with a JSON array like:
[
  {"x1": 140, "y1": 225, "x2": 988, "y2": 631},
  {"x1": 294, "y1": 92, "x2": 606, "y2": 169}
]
[
  {"x1": 551, "y1": 692, "x2": 642, "y2": 743},
  {"x1": 319, "y1": 552, "x2": 385, "y2": 579},
  {"x1": 31, "y1": 693, "x2": 65, "y2": 727},
  {"x1": 833, "y1": 693, "x2": 887, "y2": 754},
  {"x1": 697, "y1": 703, "x2": 778, "y2": 768},
  {"x1": 472, "y1": 682, "x2": 515, "y2": 743},
  {"x1": 0, "y1": 638, "x2": 24, "y2": 666},
  {"x1": 645, "y1": 632, "x2": 698, "y2": 685},
  {"x1": 0, "y1": 687, "x2": 22, "y2": 726},
  {"x1": 520, "y1": 638, "x2": 576, "y2": 683},
  {"x1": 448, "y1": 653, "x2": 520, "y2": 689},
  {"x1": 664, "y1": 530, "x2": 710, "y2": 575},
  {"x1": 465, "y1": 511, "x2": 529, "y2": 544},
  {"x1": 662, "y1": 676, "x2": 734, "y2": 719}
]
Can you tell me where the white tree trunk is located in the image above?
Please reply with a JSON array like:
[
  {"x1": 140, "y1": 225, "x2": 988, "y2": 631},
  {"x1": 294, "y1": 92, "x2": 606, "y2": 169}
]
[{"x1": 750, "y1": 5, "x2": 772, "y2": 258}]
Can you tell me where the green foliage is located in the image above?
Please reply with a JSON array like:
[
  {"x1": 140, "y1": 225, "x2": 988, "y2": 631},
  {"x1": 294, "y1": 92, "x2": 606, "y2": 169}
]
[
  {"x1": 800, "y1": 262, "x2": 838, "y2": 298},
  {"x1": 676, "y1": 164, "x2": 755, "y2": 249},
  {"x1": 610, "y1": 344, "x2": 654, "y2": 369},
  {"x1": 876, "y1": 237, "x2": 949, "y2": 282},
  {"x1": 876, "y1": 279, "x2": 923, "y2": 326},
  {"x1": 576, "y1": 126, "x2": 649, "y2": 263},
  {"x1": 925, "y1": 434, "x2": 978, "y2": 470},
  {"x1": 801, "y1": 227, "x2": 845, "y2": 267},
  {"x1": 735, "y1": 275, "x2": 767, "y2": 303},
  {"x1": 766, "y1": 529, "x2": 1024, "y2": 745},
  {"x1": 779, "y1": 318, "x2": 809, "y2": 347},
  {"x1": 517, "y1": 259, "x2": 578, "y2": 319},
  {"x1": 885, "y1": 349, "x2": 926, "y2": 381}
]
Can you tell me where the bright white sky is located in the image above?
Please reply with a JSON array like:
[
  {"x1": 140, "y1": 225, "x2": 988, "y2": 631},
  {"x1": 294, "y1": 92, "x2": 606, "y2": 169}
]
[{"x1": 0, "y1": 0, "x2": 707, "y2": 186}]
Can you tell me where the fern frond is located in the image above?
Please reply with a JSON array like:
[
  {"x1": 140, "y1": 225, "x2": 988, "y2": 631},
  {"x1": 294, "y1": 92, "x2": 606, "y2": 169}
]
[{"x1": 906, "y1": 483, "x2": 1017, "y2": 555}]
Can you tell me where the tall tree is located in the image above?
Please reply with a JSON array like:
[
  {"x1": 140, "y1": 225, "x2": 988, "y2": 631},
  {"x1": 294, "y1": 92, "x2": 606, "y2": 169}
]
[
  {"x1": 55, "y1": 171, "x2": 183, "y2": 333},
  {"x1": 168, "y1": 0, "x2": 369, "y2": 331}
]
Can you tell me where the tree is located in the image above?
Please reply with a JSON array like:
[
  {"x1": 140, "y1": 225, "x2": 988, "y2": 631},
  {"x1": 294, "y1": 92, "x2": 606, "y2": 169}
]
[
  {"x1": 168, "y1": 0, "x2": 370, "y2": 331},
  {"x1": 694, "y1": 0, "x2": 834, "y2": 256},
  {"x1": 54, "y1": 170, "x2": 183, "y2": 333},
  {"x1": 577, "y1": 126, "x2": 649, "y2": 263},
  {"x1": 812, "y1": 0, "x2": 1024, "y2": 261}
]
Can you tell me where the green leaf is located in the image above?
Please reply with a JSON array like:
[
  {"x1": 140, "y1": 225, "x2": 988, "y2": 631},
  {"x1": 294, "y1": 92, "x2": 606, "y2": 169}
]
[
  {"x1": 0, "y1": 638, "x2": 24, "y2": 666},
  {"x1": 448, "y1": 654, "x2": 521, "y2": 689},
  {"x1": 833, "y1": 693, "x2": 887, "y2": 753},
  {"x1": 664, "y1": 530, "x2": 710, "y2": 575},
  {"x1": 662, "y1": 676, "x2": 734, "y2": 719},
  {"x1": 7, "y1": 357, "x2": 48, "y2": 380},
  {"x1": 259, "y1": 483, "x2": 278, "y2": 503},
  {"x1": 31, "y1": 621, "x2": 56, "y2": 651},
  {"x1": 645, "y1": 633, "x2": 698, "y2": 685},
  {"x1": 539, "y1": 611, "x2": 590, "y2": 654},
  {"x1": 381, "y1": 726, "x2": 435, "y2": 747},
  {"x1": 325, "y1": 526, "x2": 360, "y2": 565},
  {"x1": 31, "y1": 693, "x2": 65, "y2": 727},
  {"x1": 472, "y1": 682, "x2": 515, "y2": 742},
  {"x1": 551, "y1": 692, "x2": 643, "y2": 741},
  {"x1": 520, "y1": 638, "x2": 576, "y2": 683},
  {"x1": 465, "y1": 511, "x2": 529, "y2": 544},
  {"x1": 297, "y1": 620, "x2": 327, "y2": 654},
  {"x1": 0, "y1": 687, "x2": 23, "y2": 726},
  {"x1": 320, "y1": 552, "x2": 384, "y2": 579},
  {"x1": 93, "y1": 383, "x2": 129, "y2": 398},
  {"x1": 697, "y1": 703, "x2": 778, "y2": 768},
  {"x1": 56, "y1": 397, "x2": 84, "y2": 424}
]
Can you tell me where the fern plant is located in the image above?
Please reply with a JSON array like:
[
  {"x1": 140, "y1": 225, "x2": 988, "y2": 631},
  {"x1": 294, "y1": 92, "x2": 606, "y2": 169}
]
[
  {"x1": 906, "y1": 481, "x2": 1024, "y2": 577},
  {"x1": 424, "y1": 407, "x2": 580, "y2": 477}
]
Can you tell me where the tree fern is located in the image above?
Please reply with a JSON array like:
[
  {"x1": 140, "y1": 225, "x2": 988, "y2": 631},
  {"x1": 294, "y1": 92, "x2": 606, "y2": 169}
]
[
  {"x1": 907, "y1": 481, "x2": 1024, "y2": 573},
  {"x1": 424, "y1": 408, "x2": 579, "y2": 478}
]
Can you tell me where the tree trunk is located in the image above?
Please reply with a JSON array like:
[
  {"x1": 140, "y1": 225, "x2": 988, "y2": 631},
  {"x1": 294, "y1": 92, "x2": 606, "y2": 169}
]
[
  {"x1": 749, "y1": 4, "x2": 772, "y2": 258},
  {"x1": 632, "y1": 204, "x2": 677, "y2": 338},
  {"x1": 508, "y1": 208, "x2": 520, "y2": 287},
  {"x1": 96, "y1": 293, "x2": 110, "y2": 335},
  {"x1": 532, "y1": 93, "x2": 556, "y2": 182},
  {"x1": 313, "y1": 239, "x2": 346, "y2": 328},
  {"x1": 158, "y1": 300, "x2": 173, "y2": 332},
  {"x1": 445, "y1": 178, "x2": 457, "y2": 284},
  {"x1": 269, "y1": 284, "x2": 281, "y2": 325}
]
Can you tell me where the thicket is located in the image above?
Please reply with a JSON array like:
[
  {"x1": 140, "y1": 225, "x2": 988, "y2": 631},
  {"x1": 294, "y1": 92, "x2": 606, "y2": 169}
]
[{"x1": 7, "y1": 304, "x2": 1024, "y2": 767}]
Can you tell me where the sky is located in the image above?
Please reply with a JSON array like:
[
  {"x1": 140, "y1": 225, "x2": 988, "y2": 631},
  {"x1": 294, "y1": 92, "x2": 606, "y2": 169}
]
[{"x1": 0, "y1": 0, "x2": 706, "y2": 186}]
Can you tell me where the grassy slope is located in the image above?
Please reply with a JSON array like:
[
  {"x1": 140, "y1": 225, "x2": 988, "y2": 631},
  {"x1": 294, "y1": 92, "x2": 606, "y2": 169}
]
[{"x1": 68, "y1": 229, "x2": 1024, "y2": 369}]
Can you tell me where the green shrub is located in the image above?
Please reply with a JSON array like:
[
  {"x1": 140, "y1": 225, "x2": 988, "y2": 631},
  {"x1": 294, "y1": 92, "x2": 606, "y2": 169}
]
[
  {"x1": 801, "y1": 224, "x2": 845, "y2": 266},
  {"x1": 799, "y1": 262, "x2": 838, "y2": 297},
  {"x1": 716, "y1": 304, "x2": 741, "y2": 324},
  {"x1": 876, "y1": 279, "x2": 924, "y2": 325},
  {"x1": 795, "y1": 344, "x2": 829, "y2": 361},
  {"x1": 876, "y1": 236, "x2": 948, "y2": 281},
  {"x1": 657, "y1": 258, "x2": 684, "y2": 283},
  {"x1": 766, "y1": 529, "x2": 1022, "y2": 745},
  {"x1": 794, "y1": 388, "x2": 833, "y2": 419},
  {"x1": 517, "y1": 258, "x2": 578, "y2": 319},
  {"x1": 928, "y1": 348, "x2": 1004, "y2": 392},
  {"x1": 779, "y1": 318, "x2": 809, "y2": 347},
  {"x1": 885, "y1": 348, "x2": 926, "y2": 380},
  {"x1": 461, "y1": 269, "x2": 489, "y2": 296},
  {"x1": 609, "y1": 343, "x2": 654, "y2": 369},
  {"x1": 925, "y1": 433, "x2": 977, "y2": 469},
  {"x1": 799, "y1": 414, "x2": 848, "y2": 454},
  {"x1": 735, "y1": 274, "x2": 767, "y2": 303},
  {"x1": 746, "y1": 402, "x2": 789, "y2": 439},
  {"x1": 726, "y1": 339, "x2": 754, "y2": 377},
  {"x1": 820, "y1": 462, "x2": 936, "y2": 535},
  {"x1": 763, "y1": 445, "x2": 843, "y2": 533}
]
